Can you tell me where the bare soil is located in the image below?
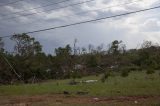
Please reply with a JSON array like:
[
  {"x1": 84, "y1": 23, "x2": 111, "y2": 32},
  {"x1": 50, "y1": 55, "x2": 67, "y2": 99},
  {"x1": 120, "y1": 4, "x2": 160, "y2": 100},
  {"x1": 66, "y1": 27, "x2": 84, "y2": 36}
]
[{"x1": 0, "y1": 94, "x2": 160, "y2": 106}]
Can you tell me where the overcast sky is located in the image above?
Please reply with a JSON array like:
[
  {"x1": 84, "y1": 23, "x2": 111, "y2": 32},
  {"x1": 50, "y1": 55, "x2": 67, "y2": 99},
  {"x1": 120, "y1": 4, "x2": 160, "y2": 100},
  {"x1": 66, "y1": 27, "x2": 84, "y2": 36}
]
[{"x1": 0, "y1": 0, "x2": 160, "y2": 54}]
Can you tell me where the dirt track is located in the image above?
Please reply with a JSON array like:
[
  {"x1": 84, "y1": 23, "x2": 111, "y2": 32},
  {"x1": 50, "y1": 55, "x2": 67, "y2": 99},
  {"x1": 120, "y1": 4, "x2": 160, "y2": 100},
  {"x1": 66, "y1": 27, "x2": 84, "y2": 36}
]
[{"x1": 0, "y1": 95, "x2": 160, "y2": 106}]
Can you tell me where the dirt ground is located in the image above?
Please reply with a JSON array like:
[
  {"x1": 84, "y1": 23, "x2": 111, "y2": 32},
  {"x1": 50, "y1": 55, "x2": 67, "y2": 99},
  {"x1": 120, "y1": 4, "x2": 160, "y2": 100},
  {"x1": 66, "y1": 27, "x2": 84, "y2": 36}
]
[{"x1": 0, "y1": 94, "x2": 160, "y2": 106}]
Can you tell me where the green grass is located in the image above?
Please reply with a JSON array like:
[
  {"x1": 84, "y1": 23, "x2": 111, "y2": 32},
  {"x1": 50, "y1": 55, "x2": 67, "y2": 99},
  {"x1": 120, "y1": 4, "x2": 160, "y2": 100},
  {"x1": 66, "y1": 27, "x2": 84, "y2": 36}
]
[{"x1": 0, "y1": 71, "x2": 160, "y2": 96}]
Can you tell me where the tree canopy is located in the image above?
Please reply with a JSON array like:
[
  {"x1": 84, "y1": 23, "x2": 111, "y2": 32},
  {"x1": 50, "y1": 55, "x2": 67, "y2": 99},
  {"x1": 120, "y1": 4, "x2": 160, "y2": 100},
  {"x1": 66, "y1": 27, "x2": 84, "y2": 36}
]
[{"x1": 0, "y1": 34, "x2": 160, "y2": 84}]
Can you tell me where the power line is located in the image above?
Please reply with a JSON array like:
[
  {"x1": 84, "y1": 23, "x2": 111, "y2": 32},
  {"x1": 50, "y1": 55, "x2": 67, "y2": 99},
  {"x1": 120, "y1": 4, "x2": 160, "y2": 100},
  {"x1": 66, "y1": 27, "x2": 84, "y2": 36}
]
[
  {"x1": 25, "y1": 5, "x2": 160, "y2": 34},
  {"x1": 60, "y1": 0, "x2": 142, "y2": 17},
  {"x1": 21, "y1": 0, "x2": 143, "y2": 27},
  {"x1": 0, "y1": 0, "x2": 142, "y2": 35},
  {"x1": 72, "y1": 0, "x2": 143, "y2": 17},
  {"x1": 1, "y1": 0, "x2": 96, "y2": 20},
  {"x1": 0, "y1": 0, "x2": 24, "y2": 7},
  {"x1": 1, "y1": 0, "x2": 73, "y2": 17},
  {"x1": 0, "y1": 5, "x2": 160, "y2": 38}
]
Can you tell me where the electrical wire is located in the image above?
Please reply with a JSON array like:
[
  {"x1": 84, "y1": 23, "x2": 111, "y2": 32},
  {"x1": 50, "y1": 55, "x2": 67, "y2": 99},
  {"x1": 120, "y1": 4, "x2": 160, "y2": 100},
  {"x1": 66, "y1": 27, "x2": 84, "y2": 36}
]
[
  {"x1": 21, "y1": 0, "x2": 143, "y2": 27},
  {"x1": 0, "y1": 0, "x2": 73, "y2": 17},
  {"x1": 0, "y1": 5, "x2": 160, "y2": 38},
  {"x1": 25, "y1": 5, "x2": 160, "y2": 34},
  {"x1": 1, "y1": 0, "x2": 96, "y2": 20}
]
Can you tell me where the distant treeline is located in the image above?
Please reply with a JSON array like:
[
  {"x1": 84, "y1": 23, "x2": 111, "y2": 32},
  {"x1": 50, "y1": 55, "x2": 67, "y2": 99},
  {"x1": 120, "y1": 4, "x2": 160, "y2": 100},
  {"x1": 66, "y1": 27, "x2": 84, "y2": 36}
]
[{"x1": 0, "y1": 34, "x2": 160, "y2": 84}]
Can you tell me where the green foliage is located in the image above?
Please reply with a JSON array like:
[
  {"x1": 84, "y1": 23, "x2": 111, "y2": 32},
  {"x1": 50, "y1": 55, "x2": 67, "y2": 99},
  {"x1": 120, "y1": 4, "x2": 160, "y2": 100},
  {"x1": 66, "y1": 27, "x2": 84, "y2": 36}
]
[
  {"x1": 121, "y1": 70, "x2": 129, "y2": 77},
  {"x1": 137, "y1": 41, "x2": 160, "y2": 70},
  {"x1": 71, "y1": 70, "x2": 82, "y2": 79},
  {"x1": 120, "y1": 67, "x2": 129, "y2": 77},
  {"x1": 1, "y1": 37, "x2": 160, "y2": 85},
  {"x1": 54, "y1": 44, "x2": 73, "y2": 79},
  {"x1": 108, "y1": 40, "x2": 126, "y2": 55},
  {"x1": 101, "y1": 72, "x2": 110, "y2": 83},
  {"x1": 55, "y1": 44, "x2": 72, "y2": 56},
  {"x1": 146, "y1": 69, "x2": 155, "y2": 75},
  {"x1": 11, "y1": 33, "x2": 42, "y2": 56},
  {"x1": 128, "y1": 66, "x2": 141, "y2": 71},
  {"x1": 0, "y1": 38, "x2": 4, "y2": 53},
  {"x1": 86, "y1": 55, "x2": 98, "y2": 67}
]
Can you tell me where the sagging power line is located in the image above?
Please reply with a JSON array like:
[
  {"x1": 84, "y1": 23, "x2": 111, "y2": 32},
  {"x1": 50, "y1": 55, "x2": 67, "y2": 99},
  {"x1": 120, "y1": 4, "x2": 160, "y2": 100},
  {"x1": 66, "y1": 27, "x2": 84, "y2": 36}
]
[
  {"x1": 1, "y1": 0, "x2": 96, "y2": 20},
  {"x1": 22, "y1": 0, "x2": 143, "y2": 27},
  {"x1": 0, "y1": 5, "x2": 160, "y2": 39},
  {"x1": 0, "y1": 0, "x2": 73, "y2": 17},
  {"x1": 25, "y1": 5, "x2": 160, "y2": 34}
]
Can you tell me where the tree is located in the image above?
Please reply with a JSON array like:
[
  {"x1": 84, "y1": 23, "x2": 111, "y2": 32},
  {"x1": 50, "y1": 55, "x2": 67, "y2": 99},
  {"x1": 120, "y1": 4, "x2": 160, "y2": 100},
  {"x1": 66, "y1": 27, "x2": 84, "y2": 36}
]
[
  {"x1": 11, "y1": 33, "x2": 42, "y2": 56},
  {"x1": 101, "y1": 72, "x2": 110, "y2": 83},
  {"x1": 87, "y1": 55, "x2": 98, "y2": 67},
  {"x1": 55, "y1": 44, "x2": 72, "y2": 57},
  {"x1": 88, "y1": 44, "x2": 94, "y2": 54},
  {"x1": 9, "y1": 34, "x2": 43, "y2": 83},
  {"x1": 119, "y1": 43, "x2": 126, "y2": 54},
  {"x1": 0, "y1": 38, "x2": 4, "y2": 53},
  {"x1": 33, "y1": 41, "x2": 42, "y2": 54},
  {"x1": 108, "y1": 40, "x2": 123, "y2": 55},
  {"x1": 73, "y1": 39, "x2": 78, "y2": 55},
  {"x1": 138, "y1": 41, "x2": 160, "y2": 69},
  {"x1": 54, "y1": 45, "x2": 72, "y2": 78},
  {"x1": 81, "y1": 47, "x2": 87, "y2": 54},
  {"x1": 96, "y1": 44, "x2": 104, "y2": 53},
  {"x1": 0, "y1": 39, "x2": 19, "y2": 84}
]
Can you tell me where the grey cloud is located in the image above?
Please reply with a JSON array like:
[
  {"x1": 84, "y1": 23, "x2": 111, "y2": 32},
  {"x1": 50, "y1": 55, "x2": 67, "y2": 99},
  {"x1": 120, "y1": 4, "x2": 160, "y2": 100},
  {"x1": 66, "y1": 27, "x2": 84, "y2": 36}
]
[
  {"x1": 141, "y1": 19, "x2": 160, "y2": 32},
  {"x1": 0, "y1": 0, "x2": 160, "y2": 54}
]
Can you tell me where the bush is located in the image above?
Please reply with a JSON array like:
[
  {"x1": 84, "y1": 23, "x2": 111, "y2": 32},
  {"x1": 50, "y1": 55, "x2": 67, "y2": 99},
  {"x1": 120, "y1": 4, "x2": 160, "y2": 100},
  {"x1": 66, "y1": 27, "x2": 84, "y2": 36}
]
[
  {"x1": 119, "y1": 66, "x2": 130, "y2": 77},
  {"x1": 71, "y1": 70, "x2": 82, "y2": 79},
  {"x1": 120, "y1": 65, "x2": 141, "y2": 72},
  {"x1": 68, "y1": 79, "x2": 78, "y2": 85},
  {"x1": 146, "y1": 69, "x2": 155, "y2": 75},
  {"x1": 101, "y1": 77, "x2": 106, "y2": 83},
  {"x1": 101, "y1": 72, "x2": 110, "y2": 83},
  {"x1": 129, "y1": 66, "x2": 137, "y2": 71},
  {"x1": 121, "y1": 70, "x2": 129, "y2": 77}
]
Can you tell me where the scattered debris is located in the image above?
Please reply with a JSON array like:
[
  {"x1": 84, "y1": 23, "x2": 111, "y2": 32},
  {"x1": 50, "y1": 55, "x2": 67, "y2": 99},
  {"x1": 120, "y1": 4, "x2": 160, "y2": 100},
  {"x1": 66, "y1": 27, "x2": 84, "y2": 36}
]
[
  {"x1": 80, "y1": 80, "x2": 98, "y2": 83},
  {"x1": 74, "y1": 64, "x2": 85, "y2": 70},
  {"x1": 85, "y1": 80, "x2": 98, "y2": 83},
  {"x1": 93, "y1": 97, "x2": 99, "y2": 102},
  {"x1": 134, "y1": 100, "x2": 138, "y2": 104}
]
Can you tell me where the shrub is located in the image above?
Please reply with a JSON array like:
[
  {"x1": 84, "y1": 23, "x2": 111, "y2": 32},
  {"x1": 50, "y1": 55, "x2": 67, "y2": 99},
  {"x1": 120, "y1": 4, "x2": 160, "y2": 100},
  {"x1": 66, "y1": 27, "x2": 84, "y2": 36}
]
[
  {"x1": 119, "y1": 66, "x2": 130, "y2": 77},
  {"x1": 68, "y1": 79, "x2": 78, "y2": 85},
  {"x1": 100, "y1": 77, "x2": 105, "y2": 83},
  {"x1": 146, "y1": 69, "x2": 155, "y2": 75},
  {"x1": 120, "y1": 65, "x2": 141, "y2": 72},
  {"x1": 121, "y1": 70, "x2": 129, "y2": 77},
  {"x1": 71, "y1": 70, "x2": 82, "y2": 79},
  {"x1": 101, "y1": 72, "x2": 110, "y2": 83}
]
